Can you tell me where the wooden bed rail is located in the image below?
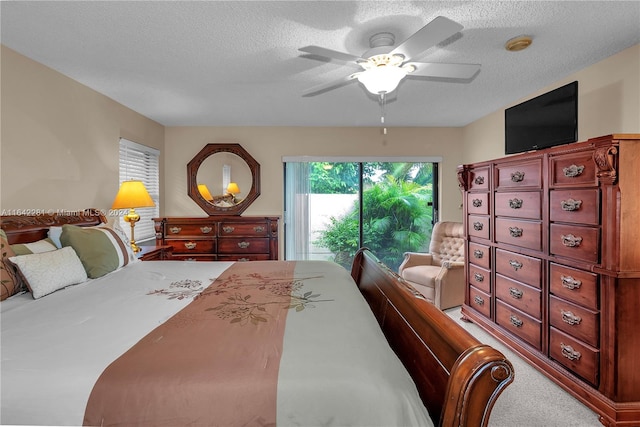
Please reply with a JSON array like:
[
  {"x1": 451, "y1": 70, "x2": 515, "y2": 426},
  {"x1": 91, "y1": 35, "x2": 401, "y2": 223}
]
[{"x1": 351, "y1": 248, "x2": 514, "y2": 427}]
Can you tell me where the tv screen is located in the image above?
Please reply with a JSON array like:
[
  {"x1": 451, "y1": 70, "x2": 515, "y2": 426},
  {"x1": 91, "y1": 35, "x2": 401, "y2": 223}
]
[{"x1": 505, "y1": 81, "x2": 578, "y2": 155}]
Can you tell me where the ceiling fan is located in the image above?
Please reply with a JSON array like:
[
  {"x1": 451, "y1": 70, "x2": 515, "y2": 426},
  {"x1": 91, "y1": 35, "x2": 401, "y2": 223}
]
[{"x1": 300, "y1": 16, "x2": 480, "y2": 98}]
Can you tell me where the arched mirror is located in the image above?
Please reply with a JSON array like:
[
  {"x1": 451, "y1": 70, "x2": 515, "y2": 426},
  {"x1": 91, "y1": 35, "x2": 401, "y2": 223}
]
[{"x1": 187, "y1": 143, "x2": 260, "y2": 215}]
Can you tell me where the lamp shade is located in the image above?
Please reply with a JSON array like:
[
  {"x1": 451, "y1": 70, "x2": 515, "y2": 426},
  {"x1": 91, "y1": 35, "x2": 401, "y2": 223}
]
[
  {"x1": 357, "y1": 65, "x2": 408, "y2": 95},
  {"x1": 226, "y1": 182, "x2": 240, "y2": 195},
  {"x1": 111, "y1": 180, "x2": 155, "y2": 209},
  {"x1": 198, "y1": 184, "x2": 213, "y2": 200}
]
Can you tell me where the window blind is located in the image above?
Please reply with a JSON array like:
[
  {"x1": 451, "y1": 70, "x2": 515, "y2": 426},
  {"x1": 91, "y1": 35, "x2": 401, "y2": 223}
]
[{"x1": 118, "y1": 138, "x2": 160, "y2": 243}]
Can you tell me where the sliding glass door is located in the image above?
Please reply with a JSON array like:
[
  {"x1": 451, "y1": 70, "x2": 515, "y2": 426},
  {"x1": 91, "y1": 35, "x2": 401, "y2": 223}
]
[{"x1": 284, "y1": 157, "x2": 439, "y2": 271}]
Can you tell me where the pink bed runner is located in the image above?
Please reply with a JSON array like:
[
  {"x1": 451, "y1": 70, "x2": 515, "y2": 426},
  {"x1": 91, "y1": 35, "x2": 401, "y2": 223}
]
[{"x1": 84, "y1": 261, "x2": 301, "y2": 427}]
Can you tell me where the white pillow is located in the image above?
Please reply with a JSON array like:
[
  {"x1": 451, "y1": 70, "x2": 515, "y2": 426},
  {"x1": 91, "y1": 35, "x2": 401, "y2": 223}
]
[
  {"x1": 9, "y1": 247, "x2": 88, "y2": 299},
  {"x1": 47, "y1": 226, "x2": 63, "y2": 249}
]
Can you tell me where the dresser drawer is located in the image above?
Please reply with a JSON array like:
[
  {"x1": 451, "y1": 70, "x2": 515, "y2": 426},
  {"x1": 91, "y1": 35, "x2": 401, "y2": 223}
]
[
  {"x1": 218, "y1": 254, "x2": 272, "y2": 262},
  {"x1": 495, "y1": 218, "x2": 542, "y2": 251},
  {"x1": 495, "y1": 191, "x2": 542, "y2": 220},
  {"x1": 549, "y1": 189, "x2": 600, "y2": 225},
  {"x1": 219, "y1": 221, "x2": 269, "y2": 237},
  {"x1": 469, "y1": 286, "x2": 491, "y2": 319},
  {"x1": 549, "y1": 263, "x2": 598, "y2": 310},
  {"x1": 495, "y1": 159, "x2": 542, "y2": 189},
  {"x1": 468, "y1": 264, "x2": 491, "y2": 294},
  {"x1": 468, "y1": 215, "x2": 490, "y2": 240},
  {"x1": 468, "y1": 242, "x2": 490, "y2": 269},
  {"x1": 171, "y1": 254, "x2": 217, "y2": 262},
  {"x1": 467, "y1": 193, "x2": 489, "y2": 215},
  {"x1": 549, "y1": 296, "x2": 599, "y2": 347},
  {"x1": 496, "y1": 300, "x2": 541, "y2": 350},
  {"x1": 495, "y1": 248, "x2": 542, "y2": 288},
  {"x1": 218, "y1": 238, "x2": 269, "y2": 254},
  {"x1": 550, "y1": 224, "x2": 599, "y2": 263},
  {"x1": 550, "y1": 328, "x2": 599, "y2": 387},
  {"x1": 549, "y1": 150, "x2": 598, "y2": 188},
  {"x1": 469, "y1": 167, "x2": 490, "y2": 191},
  {"x1": 496, "y1": 275, "x2": 541, "y2": 319},
  {"x1": 165, "y1": 223, "x2": 216, "y2": 236},
  {"x1": 168, "y1": 239, "x2": 216, "y2": 254}
]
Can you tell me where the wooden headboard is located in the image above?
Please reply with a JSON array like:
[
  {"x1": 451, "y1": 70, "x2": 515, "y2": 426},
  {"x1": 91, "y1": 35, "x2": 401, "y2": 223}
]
[
  {"x1": 1, "y1": 208, "x2": 107, "y2": 244},
  {"x1": 351, "y1": 248, "x2": 514, "y2": 427}
]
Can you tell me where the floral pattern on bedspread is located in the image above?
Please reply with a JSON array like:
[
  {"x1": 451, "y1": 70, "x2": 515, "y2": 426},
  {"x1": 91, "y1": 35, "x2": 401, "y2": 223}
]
[
  {"x1": 147, "y1": 279, "x2": 205, "y2": 299},
  {"x1": 205, "y1": 275, "x2": 332, "y2": 325}
]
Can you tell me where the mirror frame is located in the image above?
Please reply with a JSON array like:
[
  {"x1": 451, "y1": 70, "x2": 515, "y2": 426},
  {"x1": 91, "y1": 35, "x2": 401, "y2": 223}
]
[{"x1": 187, "y1": 143, "x2": 260, "y2": 215}]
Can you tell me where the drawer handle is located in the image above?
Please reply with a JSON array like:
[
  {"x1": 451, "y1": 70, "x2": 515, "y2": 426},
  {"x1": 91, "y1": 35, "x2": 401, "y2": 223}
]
[
  {"x1": 474, "y1": 176, "x2": 485, "y2": 185},
  {"x1": 169, "y1": 226, "x2": 182, "y2": 234},
  {"x1": 560, "y1": 199, "x2": 582, "y2": 212},
  {"x1": 474, "y1": 295, "x2": 484, "y2": 306},
  {"x1": 561, "y1": 275, "x2": 582, "y2": 290},
  {"x1": 222, "y1": 226, "x2": 235, "y2": 234},
  {"x1": 509, "y1": 287, "x2": 523, "y2": 299},
  {"x1": 184, "y1": 257, "x2": 197, "y2": 262},
  {"x1": 237, "y1": 257, "x2": 250, "y2": 262},
  {"x1": 237, "y1": 241, "x2": 250, "y2": 249},
  {"x1": 509, "y1": 227, "x2": 523, "y2": 238},
  {"x1": 509, "y1": 198, "x2": 523, "y2": 209},
  {"x1": 509, "y1": 260, "x2": 523, "y2": 271},
  {"x1": 563, "y1": 164, "x2": 585, "y2": 178},
  {"x1": 472, "y1": 198, "x2": 483, "y2": 208},
  {"x1": 253, "y1": 226, "x2": 265, "y2": 233},
  {"x1": 473, "y1": 249, "x2": 484, "y2": 259},
  {"x1": 200, "y1": 226, "x2": 213, "y2": 234},
  {"x1": 509, "y1": 315, "x2": 523, "y2": 328},
  {"x1": 473, "y1": 222, "x2": 483, "y2": 231},
  {"x1": 474, "y1": 273, "x2": 484, "y2": 282},
  {"x1": 561, "y1": 310, "x2": 582, "y2": 326},
  {"x1": 560, "y1": 343, "x2": 582, "y2": 361},
  {"x1": 511, "y1": 171, "x2": 525, "y2": 182},
  {"x1": 184, "y1": 241, "x2": 197, "y2": 250},
  {"x1": 561, "y1": 234, "x2": 582, "y2": 247}
]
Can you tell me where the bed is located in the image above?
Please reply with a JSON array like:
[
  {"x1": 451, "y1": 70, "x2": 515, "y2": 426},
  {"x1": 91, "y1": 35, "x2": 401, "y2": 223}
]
[{"x1": 1, "y1": 209, "x2": 514, "y2": 426}]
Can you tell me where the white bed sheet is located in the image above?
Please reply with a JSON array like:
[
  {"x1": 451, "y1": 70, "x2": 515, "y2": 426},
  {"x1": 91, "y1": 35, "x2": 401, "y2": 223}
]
[{"x1": 1, "y1": 261, "x2": 233, "y2": 426}]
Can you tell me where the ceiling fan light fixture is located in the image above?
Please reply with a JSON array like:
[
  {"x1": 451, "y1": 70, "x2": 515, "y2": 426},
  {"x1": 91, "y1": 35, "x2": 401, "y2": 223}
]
[{"x1": 357, "y1": 65, "x2": 408, "y2": 94}]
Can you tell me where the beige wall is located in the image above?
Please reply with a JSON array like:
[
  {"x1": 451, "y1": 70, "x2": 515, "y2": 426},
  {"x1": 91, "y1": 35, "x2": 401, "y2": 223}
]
[
  {"x1": 0, "y1": 46, "x2": 164, "y2": 216},
  {"x1": 462, "y1": 44, "x2": 640, "y2": 164},
  {"x1": 164, "y1": 126, "x2": 465, "y2": 222}
]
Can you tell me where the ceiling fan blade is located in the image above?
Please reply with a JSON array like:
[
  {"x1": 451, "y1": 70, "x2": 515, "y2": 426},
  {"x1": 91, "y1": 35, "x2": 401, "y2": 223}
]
[
  {"x1": 390, "y1": 16, "x2": 463, "y2": 61},
  {"x1": 299, "y1": 46, "x2": 365, "y2": 63},
  {"x1": 302, "y1": 74, "x2": 359, "y2": 97},
  {"x1": 408, "y1": 62, "x2": 480, "y2": 79}
]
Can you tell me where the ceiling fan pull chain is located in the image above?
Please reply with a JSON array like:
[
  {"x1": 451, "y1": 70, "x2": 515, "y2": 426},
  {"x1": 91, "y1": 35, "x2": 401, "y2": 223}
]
[{"x1": 380, "y1": 93, "x2": 388, "y2": 134}]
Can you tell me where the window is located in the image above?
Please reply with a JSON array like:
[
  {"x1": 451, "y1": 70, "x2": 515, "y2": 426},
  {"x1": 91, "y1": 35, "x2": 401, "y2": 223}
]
[
  {"x1": 283, "y1": 156, "x2": 440, "y2": 271},
  {"x1": 118, "y1": 138, "x2": 160, "y2": 243}
]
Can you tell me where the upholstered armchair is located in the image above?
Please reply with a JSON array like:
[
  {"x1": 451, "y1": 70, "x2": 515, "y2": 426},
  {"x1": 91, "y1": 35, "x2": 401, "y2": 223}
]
[{"x1": 398, "y1": 222, "x2": 465, "y2": 310}]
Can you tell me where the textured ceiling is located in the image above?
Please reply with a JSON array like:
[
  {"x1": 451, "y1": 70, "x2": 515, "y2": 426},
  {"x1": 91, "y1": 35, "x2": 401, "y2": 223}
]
[{"x1": 1, "y1": 1, "x2": 639, "y2": 127}]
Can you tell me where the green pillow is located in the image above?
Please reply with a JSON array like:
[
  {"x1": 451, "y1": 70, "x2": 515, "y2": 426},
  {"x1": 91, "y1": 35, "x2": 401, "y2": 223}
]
[
  {"x1": 10, "y1": 238, "x2": 57, "y2": 256},
  {"x1": 60, "y1": 225, "x2": 131, "y2": 278}
]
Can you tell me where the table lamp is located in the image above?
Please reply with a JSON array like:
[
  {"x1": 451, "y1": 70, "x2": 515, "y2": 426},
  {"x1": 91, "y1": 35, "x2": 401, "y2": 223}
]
[
  {"x1": 111, "y1": 180, "x2": 155, "y2": 253},
  {"x1": 198, "y1": 183, "x2": 213, "y2": 201}
]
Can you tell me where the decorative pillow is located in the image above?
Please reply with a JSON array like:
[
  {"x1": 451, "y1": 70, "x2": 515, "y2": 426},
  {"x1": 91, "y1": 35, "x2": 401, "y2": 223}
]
[
  {"x1": 48, "y1": 226, "x2": 63, "y2": 248},
  {"x1": 8, "y1": 247, "x2": 88, "y2": 299},
  {"x1": 108, "y1": 220, "x2": 138, "y2": 264},
  {"x1": 1, "y1": 229, "x2": 20, "y2": 300},
  {"x1": 10, "y1": 238, "x2": 57, "y2": 256},
  {"x1": 60, "y1": 224, "x2": 131, "y2": 278}
]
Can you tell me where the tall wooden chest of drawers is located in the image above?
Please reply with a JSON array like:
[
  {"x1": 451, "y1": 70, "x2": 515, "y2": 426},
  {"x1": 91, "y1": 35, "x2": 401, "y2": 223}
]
[
  {"x1": 458, "y1": 134, "x2": 640, "y2": 426},
  {"x1": 153, "y1": 216, "x2": 279, "y2": 261}
]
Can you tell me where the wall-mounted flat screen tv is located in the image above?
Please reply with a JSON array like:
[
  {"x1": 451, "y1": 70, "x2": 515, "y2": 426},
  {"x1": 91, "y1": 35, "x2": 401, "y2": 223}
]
[{"x1": 505, "y1": 81, "x2": 578, "y2": 155}]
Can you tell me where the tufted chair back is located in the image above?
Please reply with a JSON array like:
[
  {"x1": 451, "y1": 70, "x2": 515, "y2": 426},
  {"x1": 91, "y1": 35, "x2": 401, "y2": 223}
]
[{"x1": 429, "y1": 222, "x2": 465, "y2": 265}]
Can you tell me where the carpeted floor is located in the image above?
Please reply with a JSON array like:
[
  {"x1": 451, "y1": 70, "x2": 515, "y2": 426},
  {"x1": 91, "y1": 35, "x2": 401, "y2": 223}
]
[{"x1": 444, "y1": 307, "x2": 601, "y2": 427}]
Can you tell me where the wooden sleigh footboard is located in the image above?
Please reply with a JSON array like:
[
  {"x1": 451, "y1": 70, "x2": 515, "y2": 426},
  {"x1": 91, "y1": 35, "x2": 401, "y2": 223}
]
[{"x1": 351, "y1": 248, "x2": 514, "y2": 427}]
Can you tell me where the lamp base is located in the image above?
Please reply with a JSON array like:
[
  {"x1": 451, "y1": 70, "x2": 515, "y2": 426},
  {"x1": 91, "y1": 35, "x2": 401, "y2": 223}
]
[{"x1": 123, "y1": 208, "x2": 142, "y2": 253}]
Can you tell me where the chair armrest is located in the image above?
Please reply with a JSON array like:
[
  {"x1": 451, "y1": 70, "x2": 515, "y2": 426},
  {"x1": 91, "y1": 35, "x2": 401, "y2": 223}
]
[
  {"x1": 398, "y1": 252, "x2": 434, "y2": 272},
  {"x1": 441, "y1": 261, "x2": 465, "y2": 269}
]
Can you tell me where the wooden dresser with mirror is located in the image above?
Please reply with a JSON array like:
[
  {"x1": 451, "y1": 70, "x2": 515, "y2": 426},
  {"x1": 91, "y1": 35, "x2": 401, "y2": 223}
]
[
  {"x1": 155, "y1": 143, "x2": 279, "y2": 261},
  {"x1": 458, "y1": 134, "x2": 640, "y2": 426}
]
